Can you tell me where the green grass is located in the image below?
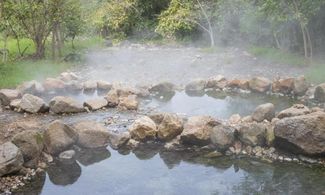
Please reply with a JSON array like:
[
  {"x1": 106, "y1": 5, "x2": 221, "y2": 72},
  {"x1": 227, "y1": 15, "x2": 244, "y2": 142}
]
[
  {"x1": 306, "y1": 63, "x2": 325, "y2": 84},
  {"x1": 249, "y1": 46, "x2": 306, "y2": 66}
]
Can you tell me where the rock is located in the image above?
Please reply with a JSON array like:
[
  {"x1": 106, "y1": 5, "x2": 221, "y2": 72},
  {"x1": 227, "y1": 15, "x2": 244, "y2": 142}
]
[
  {"x1": 210, "y1": 124, "x2": 236, "y2": 151},
  {"x1": 105, "y1": 89, "x2": 119, "y2": 107},
  {"x1": 149, "y1": 82, "x2": 175, "y2": 93},
  {"x1": 49, "y1": 96, "x2": 84, "y2": 114},
  {"x1": 59, "y1": 150, "x2": 76, "y2": 160},
  {"x1": 16, "y1": 80, "x2": 44, "y2": 95},
  {"x1": 185, "y1": 79, "x2": 207, "y2": 92},
  {"x1": 19, "y1": 94, "x2": 48, "y2": 113},
  {"x1": 0, "y1": 142, "x2": 24, "y2": 177},
  {"x1": 206, "y1": 75, "x2": 227, "y2": 89},
  {"x1": 83, "y1": 81, "x2": 97, "y2": 94},
  {"x1": 277, "y1": 104, "x2": 311, "y2": 119},
  {"x1": 113, "y1": 84, "x2": 138, "y2": 97},
  {"x1": 43, "y1": 120, "x2": 78, "y2": 155},
  {"x1": 118, "y1": 95, "x2": 138, "y2": 110},
  {"x1": 265, "y1": 122, "x2": 275, "y2": 146},
  {"x1": 248, "y1": 77, "x2": 271, "y2": 93},
  {"x1": 238, "y1": 123, "x2": 267, "y2": 146},
  {"x1": 180, "y1": 116, "x2": 219, "y2": 146},
  {"x1": 128, "y1": 116, "x2": 157, "y2": 141},
  {"x1": 157, "y1": 113, "x2": 183, "y2": 141},
  {"x1": 0, "y1": 89, "x2": 20, "y2": 106},
  {"x1": 9, "y1": 99, "x2": 21, "y2": 110},
  {"x1": 314, "y1": 83, "x2": 325, "y2": 102},
  {"x1": 149, "y1": 112, "x2": 165, "y2": 124},
  {"x1": 242, "y1": 115, "x2": 253, "y2": 123},
  {"x1": 228, "y1": 114, "x2": 241, "y2": 124},
  {"x1": 64, "y1": 81, "x2": 83, "y2": 93},
  {"x1": 274, "y1": 112, "x2": 325, "y2": 156},
  {"x1": 73, "y1": 121, "x2": 110, "y2": 148},
  {"x1": 227, "y1": 79, "x2": 249, "y2": 90},
  {"x1": 108, "y1": 132, "x2": 130, "y2": 149},
  {"x1": 43, "y1": 78, "x2": 65, "y2": 92},
  {"x1": 83, "y1": 98, "x2": 108, "y2": 111},
  {"x1": 252, "y1": 103, "x2": 275, "y2": 122},
  {"x1": 293, "y1": 76, "x2": 309, "y2": 96},
  {"x1": 59, "y1": 72, "x2": 79, "y2": 82},
  {"x1": 97, "y1": 81, "x2": 112, "y2": 93},
  {"x1": 272, "y1": 78, "x2": 294, "y2": 94},
  {"x1": 12, "y1": 130, "x2": 43, "y2": 168}
]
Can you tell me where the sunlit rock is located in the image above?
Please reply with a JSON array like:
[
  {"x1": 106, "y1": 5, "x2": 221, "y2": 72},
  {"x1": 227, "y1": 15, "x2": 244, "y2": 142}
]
[
  {"x1": 252, "y1": 103, "x2": 275, "y2": 122},
  {"x1": 156, "y1": 113, "x2": 183, "y2": 141},
  {"x1": 118, "y1": 95, "x2": 138, "y2": 110},
  {"x1": 272, "y1": 78, "x2": 294, "y2": 94},
  {"x1": 0, "y1": 142, "x2": 24, "y2": 177},
  {"x1": 49, "y1": 96, "x2": 84, "y2": 114},
  {"x1": 19, "y1": 94, "x2": 48, "y2": 113},
  {"x1": 0, "y1": 89, "x2": 21, "y2": 106},
  {"x1": 248, "y1": 77, "x2": 271, "y2": 93},
  {"x1": 83, "y1": 98, "x2": 108, "y2": 111},
  {"x1": 129, "y1": 116, "x2": 157, "y2": 141},
  {"x1": 16, "y1": 80, "x2": 44, "y2": 95},
  {"x1": 43, "y1": 78, "x2": 65, "y2": 92}
]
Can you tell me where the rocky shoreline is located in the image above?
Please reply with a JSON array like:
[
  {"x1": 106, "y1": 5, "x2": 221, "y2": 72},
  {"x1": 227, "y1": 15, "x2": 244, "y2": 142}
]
[{"x1": 0, "y1": 72, "x2": 325, "y2": 193}]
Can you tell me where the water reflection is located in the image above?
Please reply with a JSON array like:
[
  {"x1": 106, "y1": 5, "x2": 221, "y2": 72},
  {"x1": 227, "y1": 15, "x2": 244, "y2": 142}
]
[
  {"x1": 47, "y1": 160, "x2": 81, "y2": 186},
  {"x1": 76, "y1": 148, "x2": 111, "y2": 166}
]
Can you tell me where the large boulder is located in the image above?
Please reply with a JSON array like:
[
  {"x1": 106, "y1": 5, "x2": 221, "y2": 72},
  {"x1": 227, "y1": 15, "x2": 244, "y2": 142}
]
[
  {"x1": 49, "y1": 96, "x2": 84, "y2": 114},
  {"x1": 73, "y1": 121, "x2": 110, "y2": 148},
  {"x1": 16, "y1": 80, "x2": 44, "y2": 95},
  {"x1": 252, "y1": 103, "x2": 275, "y2": 122},
  {"x1": 128, "y1": 116, "x2": 157, "y2": 141},
  {"x1": 210, "y1": 124, "x2": 236, "y2": 151},
  {"x1": 149, "y1": 82, "x2": 175, "y2": 93},
  {"x1": 272, "y1": 78, "x2": 294, "y2": 94},
  {"x1": 43, "y1": 120, "x2": 78, "y2": 155},
  {"x1": 83, "y1": 98, "x2": 108, "y2": 111},
  {"x1": 185, "y1": 79, "x2": 207, "y2": 92},
  {"x1": 0, "y1": 89, "x2": 20, "y2": 106},
  {"x1": 206, "y1": 75, "x2": 227, "y2": 89},
  {"x1": 293, "y1": 76, "x2": 309, "y2": 96},
  {"x1": 314, "y1": 83, "x2": 325, "y2": 102},
  {"x1": 157, "y1": 113, "x2": 183, "y2": 141},
  {"x1": 108, "y1": 132, "x2": 130, "y2": 149},
  {"x1": 180, "y1": 116, "x2": 219, "y2": 146},
  {"x1": 12, "y1": 130, "x2": 44, "y2": 168},
  {"x1": 248, "y1": 77, "x2": 271, "y2": 93},
  {"x1": 118, "y1": 95, "x2": 138, "y2": 110},
  {"x1": 19, "y1": 94, "x2": 48, "y2": 113},
  {"x1": 227, "y1": 79, "x2": 249, "y2": 90},
  {"x1": 0, "y1": 142, "x2": 24, "y2": 177},
  {"x1": 238, "y1": 122, "x2": 267, "y2": 146},
  {"x1": 274, "y1": 112, "x2": 325, "y2": 156},
  {"x1": 43, "y1": 78, "x2": 65, "y2": 92},
  {"x1": 277, "y1": 104, "x2": 311, "y2": 119},
  {"x1": 83, "y1": 80, "x2": 97, "y2": 94},
  {"x1": 105, "y1": 89, "x2": 119, "y2": 107}
]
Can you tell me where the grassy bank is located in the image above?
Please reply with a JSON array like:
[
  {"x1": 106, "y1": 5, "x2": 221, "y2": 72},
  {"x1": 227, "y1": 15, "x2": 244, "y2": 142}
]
[{"x1": 0, "y1": 37, "x2": 103, "y2": 88}]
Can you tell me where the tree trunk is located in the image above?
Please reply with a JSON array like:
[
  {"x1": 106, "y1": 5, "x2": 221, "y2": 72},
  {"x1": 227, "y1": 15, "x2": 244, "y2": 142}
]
[
  {"x1": 52, "y1": 31, "x2": 56, "y2": 60},
  {"x1": 305, "y1": 26, "x2": 313, "y2": 60},
  {"x1": 300, "y1": 22, "x2": 308, "y2": 59},
  {"x1": 34, "y1": 37, "x2": 45, "y2": 59},
  {"x1": 208, "y1": 22, "x2": 215, "y2": 47}
]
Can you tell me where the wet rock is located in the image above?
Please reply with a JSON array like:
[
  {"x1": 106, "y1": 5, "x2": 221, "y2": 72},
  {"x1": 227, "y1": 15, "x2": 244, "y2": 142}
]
[
  {"x1": 76, "y1": 148, "x2": 111, "y2": 166},
  {"x1": 83, "y1": 80, "x2": 97, "y2": 94},
  {"x1": 0, "y1": 89, "x2": 21, "y2": 106},
  {"x1": 19, "y1": 94, "x2": 48, "y2": 113},
  {"x1": 0, "y1": 142, "x2": 24, "y2": 177},
  {"x1": 149, "y1": 82, "x2": 175, "y2": 93},
  {"x1": 105, "y1": 89, "x2": 119, "y2": 107},
  {"x1": 59, "y1": 72, "x2": 79, "y2": 82},
  {"x1": 16, "y1": 80, "x2": 44, "y2": 95},
  {"x1": 180, "y1": 116, "x2": 220, "y2": 146},
  {"x1": 97, "y1": 81, "x2": 112, "y2": 93},
  {"x1": 252, "y1": 103, "x2": 275, "y2": 122},
  {"x1": 238, "y1": 123, "x2": 267, "y2": 146},
  {"x1": 43, "y1": 120, "x2": 78, "y2": 155},
  {"x1": 49, "y1": 96, "x2": 84, "y2": 114},
  {"x1": 163, "y1": 136, "x2": 183, "y2": 151},
  {"x1": 206, "y1": 75, "x2": 227, "y2": 89},
  {"x1": 248, "y1": 77, "x2": 271, "y2": 93},
  {"x1": 47, "y1": 160, "x2": 81, "y2": 186},
  {"x1": 157, "y1": 113, "x2": 183, "y2": 141},
  {"x1": 314, "y1": 83, "x2": 325, "y2": 102},
  {"x1": 277, "y1": 104, "x2": 311, "y2": 119},
  {"x1": 185, "y1": 79, "x2": 207, "y2": 92},
  {"x1": 83, "y1": 98, "x2": 108, "y2": 111},
  {"x1": 227, "y1": 79, "x2": 249, "y2": 90},
  {"x1": 128, "y1": 116, "x2": 157, "y2": 141},
  {"x1": 73, "y1": 121, "x2": 110, "y2": 148},
  {"x1": 12, "y1": 130, "x2": 44, "y2": 168},
  {"x1": 274, "y1": 112, "x2": 325, "y2": 156},
  {"x1": 293, "y1": 76, "x2": 309, "y2": 96},
  {"x1": 210, "y1": 124, "x2": 236, "y2": 151},
  {"x1": 59, "y1": 150, "x2": 76, "y2": 160},
  {"x1": 108, "y1": 132, "x2": 130, "y2": 149},
  {"x1": 43, "y1": 78, "x2": 65, "y2": 92},
  {"x1": 272, "y1": 78, "x2": 294, "y2": 94},
  {"x1": 118, "y1": 95, "x2": 138, "y2": 110}
]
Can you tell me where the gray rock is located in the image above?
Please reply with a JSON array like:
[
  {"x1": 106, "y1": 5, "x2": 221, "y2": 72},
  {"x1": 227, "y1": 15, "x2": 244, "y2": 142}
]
[
  {"x1": 43, "y1": 120, "x2": 78, "y2": 155},
  {"x1": 149, "y1": 82, "x2": 175, "y2": 93},
  {"x1": 10, "y1": 99, "x2": 21, "y2": 110},
  {"x1": 206, "y1": 75, "x2": 227, "y2": 89},
  {"x1": 73, "y1": 121, "x2": 110, "y2": 148},
  {"x1": 59, "y1": 72, "x2": 79, "y2": 82},
  {"x1": 0, "y1": 142, "x2": 24, "y2": 177},
  {"x1": 19, "y1": 94, "x2": 48, "y2": 113},
  {"x1": 277, "y1": 104, "x2": 311, "y2": 119},
  {"x1": 83, "y1": 80, "x2": 97, "y2": 94},
  {"x1": 252, "y1": 103, "x2": 275, "y2": 122},
  {"x1": 238, "y1": 123, "x2": 267, "y2": 146},
  {"x1": 97, "y1": 81, "x2": 112, "y2": 92},
  {"x1": 59, "y1": 150, "x2": 76, "y2": 160},
  {"x1": 43, "y1": 78, "x2": 65, "y2": 92},
  {"x1": 293, "y1": 76, "x2": 309, "y2": 96},
  {"x1": 0, "y1": 89, "x2": 20, "y2": 106},
  {"x1": 49, "y1": 96, "x2": 84, "y2": 114},
  {"x1": 129, "y1": 116, "x2": 157, "y2": 141},
  {"x1": 314, "y1": 83, "x2": 325, "y2": 102},
  {"x1": 16, "y1": 80, "x2": 44, "y2": 95},
  {"x1": 12, "y1": 130, "x2": 44, "y2": 168},
  {"x1": 272, "y1": 78, "x2": 294, "y2": 94},
  {"x1": 118, "y1": 95, "x2": 138, "y2": 110},
  {"x1": 210, "y1": 124, "x2": 236, "y2": 151},
  {"x1": 105, "y1": 89, "x2": 119, "y2": 107},
  {"x1": 185, "y1": 79, "x2": 207, "y2": 92},
  {"x1": 108, "y1": 132, "x2": 130, "y2": 149},
  {"x1": 248, "y1": 77, "x2": 271, "y2": 93},
  {"x1": 84, "y1": 98, "x2": 108, "y2": 111},
  {"x1": 274, "y1": 112, "x2": 325, "y2": 156}
]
